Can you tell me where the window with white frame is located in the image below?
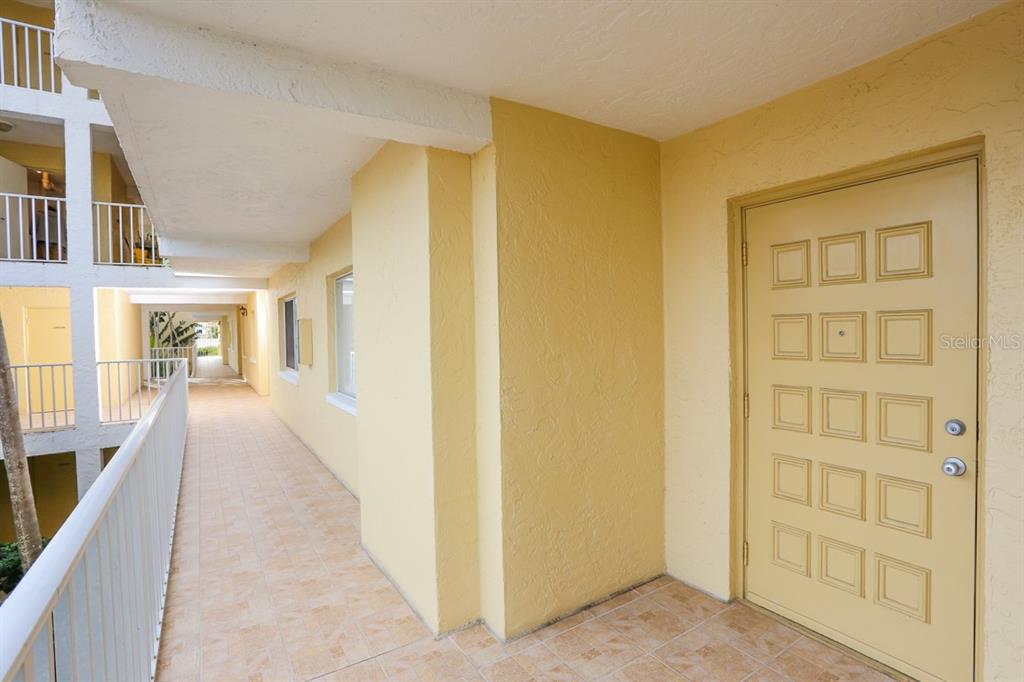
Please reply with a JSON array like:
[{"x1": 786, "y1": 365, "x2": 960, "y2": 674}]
[
  {"x1": 334, "y1": 273, "x2": 356, "y2": 398},
  {"x1": 282, "y1": 296, "x2": 298, "y2": 371}
]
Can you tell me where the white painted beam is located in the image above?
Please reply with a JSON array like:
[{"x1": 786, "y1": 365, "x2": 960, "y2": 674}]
[
  {"x1": 158, "y1": 237, "x2": 309, "y2": 264},
  {"x1": 54, "y1": 0, "x2": 492, "y2": 153},
  {"x1": 129, "y1": 292, "x2": 249, "y2": 305}
]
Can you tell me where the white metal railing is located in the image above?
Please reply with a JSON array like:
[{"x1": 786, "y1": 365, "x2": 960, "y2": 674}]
[
  {"x1": 93, "y1": 202, "x2": 164, "y2": 266},
  {"x1": 149, "y1": 347, "x2": 195, "y2": 378},
  {"x1": 97, "y1": 358, "x2": 183, "y2": 424},
  {"x1": 8, "y1": 363, "x2": 74, "y2": 432},
  {"x1": 0, "y1": 192, "x2": 67, "y2": 262},
  {"x1": 0, "y1": 358, "x2": 187, "y2": 682},
  {"x1": 0, "y1": 18, "x2": 61, "y2": 94}
]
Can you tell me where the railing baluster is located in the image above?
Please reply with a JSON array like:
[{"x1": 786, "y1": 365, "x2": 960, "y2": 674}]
[
  {"x1": 0, "y1": 22, "x2": 7, "y2": 87},
  {"x1": 21, "y1": 25, "x2": 29, "y2": 90},
  {"x1": 17, "y1": 197, "x2": 24, "y2": 259},
  {"x1": 34, "y1": 26, "x2": 41, "y2": 91},
  {"x1": 56, "y1": 198, "x2": 63, "y2": 261},
  {"x1": 47, "y1": 365, "x2": 56, "y2": 429},
  {"x1": 128, "y1": 207, "x2": 136, "y2": 264},
  {"x1": 113, "y1": 204, "x2": 120, "y2": 264},
  {"x1": 43, "y1": 197, "x2": 50, "y2": 262},
  {"x1": 25, "y1": 364, "x2": 34, "y2": 430},
  {"x1": 11, "y1": 22, "x2": 19, "y2": 87},
  {"x1": 3, "y1": 194, "x2": 9, "y2": 258},
  {"x1": 29, "y1": 197, "x2": 37, "y2": 261},
  {"x1": 62, "y1": 364, "x2": 70, "y2": 426}
]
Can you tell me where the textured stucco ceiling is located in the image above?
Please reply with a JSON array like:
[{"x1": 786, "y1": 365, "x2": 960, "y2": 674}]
[
  {"x1": 96, "y1": 76, "x2": 383, "y2": 276},
  {"x1": 111, "y1": 0, "x2": 1001, "y2": 140}
]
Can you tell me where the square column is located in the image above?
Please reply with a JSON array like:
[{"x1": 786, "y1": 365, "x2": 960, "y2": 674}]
[{"x1": 63, "y1": 119, "x2": 101, "y2": 495}]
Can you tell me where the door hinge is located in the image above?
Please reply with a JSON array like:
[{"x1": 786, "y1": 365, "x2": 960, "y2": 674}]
[
  {"x1": 743, "y1": 393, "x2": 750, "y2": 419},
  {"x1": 741, "y1": 241, "x2": 749, "y2": 267},
  {"x1": 743, "y1": 541, "x2": 749, "y2": 566}
]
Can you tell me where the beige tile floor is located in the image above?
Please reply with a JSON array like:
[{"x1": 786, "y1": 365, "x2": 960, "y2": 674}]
[{"x1": 156, "y1": 384, "x2": 894, "y2": 682}]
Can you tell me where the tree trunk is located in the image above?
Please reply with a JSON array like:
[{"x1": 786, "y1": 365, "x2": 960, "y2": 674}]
[{"x1": 0, "y1": 314, "x2": 43, "y2": 572}]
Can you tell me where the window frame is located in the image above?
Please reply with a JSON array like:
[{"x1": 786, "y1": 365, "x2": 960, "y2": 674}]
[
  {"x1": 325, "y1": 270, "x2": 356, "y2": 415},
  {"x1": 280, "y1": 295, "x2": 299, "y2": 380}
]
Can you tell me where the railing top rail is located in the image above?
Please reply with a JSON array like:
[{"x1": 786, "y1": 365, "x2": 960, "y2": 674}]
[
  {"x1": 0, "y1": 191, "x2": 65, "y2": 201},
  {"x1": 0, "y1": 17, "x2": 54, "y2": 31},
  {"x1": 97, "y1": 357, "x2": 184, "y2": 363},
  {"x1": 7, "y1": 362, "x2": 72, "y2": 369},
  {"x1": 91, "y1": 200, "x2": 148, "y2": 210},
  {"x1": 0, "y1": 358, "x2": 187, "y2": 676}
]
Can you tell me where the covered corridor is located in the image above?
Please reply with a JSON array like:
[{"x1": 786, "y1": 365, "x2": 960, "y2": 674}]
[{"x1": 155, "y1": 384, "x2": 892, "y2": 682}]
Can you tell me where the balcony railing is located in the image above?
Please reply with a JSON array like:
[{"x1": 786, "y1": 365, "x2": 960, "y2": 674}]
[
  {"x1": 0, "y1": 192, "x2": 66, "y2": 262},
  {"x1": 98, "y1": 358, "x2": 184, "y2": 424},
  {"x1": 93, "y1": 201, "x2": 165, "y2": 266},
  {"x1": 0, "y1": 18, "x2": 61, "y2": 94},
  {"x1": 0, "y1": 358, "x2": 187, "y2": 682},
  {"x1": 8, "y1": 362, "x2": 74, "y2": 432},
  {"x1": 149, "y1": 347, "x2": 195, "y2": 378}
]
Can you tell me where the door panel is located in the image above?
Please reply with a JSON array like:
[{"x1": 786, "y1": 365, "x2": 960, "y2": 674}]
[
  {"x1": 26, "y1": 306, "x2": 73, "y2": 414},
  {"x1": 744, "y1": 160, "x2": 978, "y2": 682}
]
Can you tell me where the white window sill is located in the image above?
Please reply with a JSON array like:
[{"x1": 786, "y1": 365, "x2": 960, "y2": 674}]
[
  {"x1": 325, "y1": 392, "x2": 357, "y2": 416},
  {"x1": 277, "y1": 369, "x2": 299, "y2": 385}
]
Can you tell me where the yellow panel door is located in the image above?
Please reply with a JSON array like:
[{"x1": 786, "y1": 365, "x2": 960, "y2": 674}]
[
  {"x1": 25, "y1": 306, "x2": 73, "y2": 415},
  {"x1": 744, "y1": 159, "x2": 977, "y2": 681}
]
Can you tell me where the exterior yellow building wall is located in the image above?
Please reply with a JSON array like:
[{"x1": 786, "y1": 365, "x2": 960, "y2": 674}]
[
  {"x1": 659, "y1": 4, "x2": 1022, "y2": 678},
  {"x1": 351, "y1": 142, "x2": 478, "y2": 633},
  {"x1": 267, "y1": 216, "x2": 359, "y2": 493},
  {"x1": 0, "y1": 453, "x2": 76, "y2": 543},
  {"x1": 0, "y1": 286, "x2": 69, "y2": 365},
  {"x1": 241, "y1": 291, "x2": 269, "y2": 396},
  {"x1": 0, "y1": 140, "x2": 123, "y2": 200},
  {"x1": 426, "y1": 148, "x2": 479, "y2": 632},
  {"x1": 0, "y1": 0, "x2": 53, "y2": 28},
  {"x1": 487, "y1": 100, "x2": 665, "y2": 637},
  {"x1": 471, "y1": 143, "x2": 506, "y2": 632},
  {"x1": 95, "y1": 288, "x2": 142, "y2": 406}
]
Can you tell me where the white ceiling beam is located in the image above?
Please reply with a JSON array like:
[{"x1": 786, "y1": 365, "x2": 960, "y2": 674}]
[
  {"x1": 130, "y1": 292, "x2": 249, "y2": 305},
  {"x1": 159, "y1": 237, "x2": 309, "y2": 264},
  {"x1": 54, "y1": 0, "x2": 492, "y2": 153}
]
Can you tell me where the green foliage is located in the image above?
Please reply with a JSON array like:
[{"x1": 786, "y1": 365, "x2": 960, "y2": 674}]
[
  {"x1": 0, "y1": 539, "x2": 48, "y2": 594},
  {"x1": 149, "y1": 312, "x2": 200, "y2": 348},
  {"x1": 197, "y1": 346, "x2": 218, "y2": 357}
]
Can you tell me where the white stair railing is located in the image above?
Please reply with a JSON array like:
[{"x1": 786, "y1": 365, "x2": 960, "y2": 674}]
[
  {"x1": 93, "y1": 201, "x2": 164, "y2": 266},
  {"x1": 0, "y1": 192, "x2": 67, "y2": 262},
  {"x1": 0, "y1": 18, "x2": 61, "y2": 93},
  {"x1": 0, "y1": 358, "x2": 188, "y2": 682},
  {"x1": 8, "y1": 362, "x2": 74, "y2": 431}
]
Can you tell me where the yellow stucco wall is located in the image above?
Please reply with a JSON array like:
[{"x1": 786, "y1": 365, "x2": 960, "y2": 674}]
[
  {"x1": 0, "y1": 286, "x2": 69, "y2": 365},
  {"x1": 471, "y1": 143, "x2": 506, "y2": 632},
  {"x1": 267, "y1": 216, "x2": 359, "y2": 493},
  {"x1": 659, "y1": 3, "x2": 1022, "y2": 678},
  {"x1": 351, "y1": 142, "x2": 479, "y2": 633},
  {"x1": 241, "y1": 291, "x2": 269, "y2": 396},
  {"x1": 426, "y1": 148, "x2": 480, "y2": 631},
  {"x1": 487, "y1": 100, "x2": 665, "y2": 637},
  {"x1": 0, "y1": 0, "x2": 53, "y2": 28},
  {"x1": 0, "y1": 452, "x2": 76, "y2": 543},
  {"x1": 95, "y1": 288, "x2": 142, "y2": 406},
  {"x1": 352, "y1": 142, "x2": 440, "y2": 629}
]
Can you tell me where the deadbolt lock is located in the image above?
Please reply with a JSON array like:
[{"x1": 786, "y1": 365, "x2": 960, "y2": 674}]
[{"x1": 945, "y1": 419, "x2": 967, "y2": 436}]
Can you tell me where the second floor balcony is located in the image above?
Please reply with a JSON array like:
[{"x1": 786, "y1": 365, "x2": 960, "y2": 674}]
[
  {"x1": 0, "y1": 192, "x2": 166, "y2": 266},
  {"x1": 0, "y1": 16, "x2": 60, "y2": 95}
]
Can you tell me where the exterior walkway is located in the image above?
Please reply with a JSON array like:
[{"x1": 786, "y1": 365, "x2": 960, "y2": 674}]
[
  {"x1": 191, "y1": 355, "x2": 245, "y2": 382},
  {"x1": 156, "y1": 384, "x2": 893, "y2": 682}
]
